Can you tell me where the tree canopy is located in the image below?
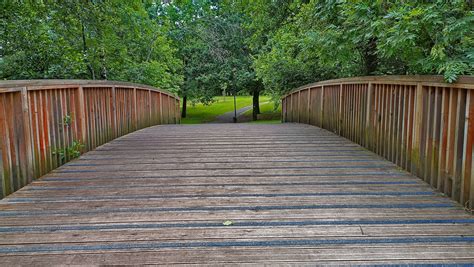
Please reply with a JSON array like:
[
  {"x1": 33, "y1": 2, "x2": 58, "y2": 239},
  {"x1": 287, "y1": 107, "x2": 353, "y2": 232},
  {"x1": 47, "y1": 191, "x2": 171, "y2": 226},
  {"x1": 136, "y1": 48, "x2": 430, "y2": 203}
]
[
  {"x1": 1, "y1": 1, "x2": 183, "y2": 92},
  {"x1": 248, "y1": 0, "x2": 474, "y2": 96},
  {"x1": 1, "y1": 0, "x2": 473, "y2": 110}
]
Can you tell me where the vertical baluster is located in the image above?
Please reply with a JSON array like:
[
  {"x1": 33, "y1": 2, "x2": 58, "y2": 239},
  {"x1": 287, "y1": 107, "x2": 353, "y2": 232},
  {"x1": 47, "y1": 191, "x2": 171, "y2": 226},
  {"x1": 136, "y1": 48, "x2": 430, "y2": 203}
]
[
  {"x1": 461, "y1": 90, "x2": 473, "y2": 207},
  {"x1": 20, "y1": 88, "x2": 34, "y2": 185},
  {"x1": 452, "y1": 89, "x2": 466, "y2": 202}
]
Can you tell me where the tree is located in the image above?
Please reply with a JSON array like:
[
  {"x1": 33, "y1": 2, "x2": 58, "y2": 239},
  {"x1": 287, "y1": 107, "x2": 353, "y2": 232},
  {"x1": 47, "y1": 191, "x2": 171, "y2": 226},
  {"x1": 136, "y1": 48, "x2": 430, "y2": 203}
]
[
  {"x1": 251, "y1": 0, "x2": 474, "y2": 97},
  {"x1": 0, "y1": 1, "x2": 182, "y2": 92},
  {"x1": 161, "y1": 0, "x2": 256, "y2": 118},
  {"x1": 2, "y1": 0, "x2": 472, "y2": 111}
]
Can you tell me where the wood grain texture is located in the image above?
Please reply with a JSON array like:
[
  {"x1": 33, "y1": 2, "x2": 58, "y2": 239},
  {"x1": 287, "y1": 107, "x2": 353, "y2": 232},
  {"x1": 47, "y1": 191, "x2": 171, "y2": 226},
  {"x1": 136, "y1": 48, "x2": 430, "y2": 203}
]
[
  {"x1": 0, "y1": 81, "x2": 180, "y2": 199},
  {"x1": 283, "y1": 76, "x2": 474, "y2": 210},
  {"x1": 0, "y1": 123, "x2": 473, "y2": 265}
]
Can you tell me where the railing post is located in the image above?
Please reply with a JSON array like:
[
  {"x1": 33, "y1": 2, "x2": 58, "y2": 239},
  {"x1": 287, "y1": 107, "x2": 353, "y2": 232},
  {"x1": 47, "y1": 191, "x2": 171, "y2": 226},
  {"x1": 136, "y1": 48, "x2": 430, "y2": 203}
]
[
  {"x1": 77, "y1": 86, "x2": 87, "y2": 147},
  {"x1": 148, "y1": 90, "x2": 152, "y2": 127},
  {"x1": 365, "y1": 83, "x2": 373, "y2": 149},
  {"x1": 297, "y1": 90, "x2": 301, "y2": 123},
  {"x1": 0, "y1": 130, "x2": 4, "y2": 198},
  {"x1": 159, "y1": 93, "x2": 163, "y2": 124},
  {"x1": 320, "y1": 86, "x2": 325, "y2": 128},
  {"x1": 289, "y1": 94, "x2": 293, "y2": 122},
  {"x1": 111, "y1": 86, "x2": 117, "y2": 138},
  {"x1": 471, "y1": 148, "x2": 474, "y2": 210},
  {"x1": 168, "y1": 94, "x2": 172, "y2": 123},
  {"x1": 177, "y1": 98, "x2": 181, "y2": 124},
  {"x1": 411, "y1": 83, "x2": 424, "y2": 177},
  {"x1": 20, "y1": 87, "x2": 34, "y2": 184},
  {"x1": 339, "y1": 84, "x2": 343, "y2": 135},
  {"x1": 307, "y1": 88, "x2": 311, "y2": 124},
  {"x1": 452, "y1": 90, "x2": 466, "y2": 201},
  {"x1": 461, "y1": 90, "x2": 473, "y2": 207},
  {"x1": 132, "y1": 88, "x2": 137, "y2": 129},
  {"x1": 0, "y1": 95, "x2": 10, "y2": 198}
]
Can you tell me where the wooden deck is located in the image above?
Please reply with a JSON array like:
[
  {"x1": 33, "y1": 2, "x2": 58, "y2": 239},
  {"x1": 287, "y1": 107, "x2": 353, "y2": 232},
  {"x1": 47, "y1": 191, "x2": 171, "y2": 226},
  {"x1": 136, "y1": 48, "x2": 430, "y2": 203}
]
[{"x1": 0, "y1": 123, "x2": 473, "y2": 265}]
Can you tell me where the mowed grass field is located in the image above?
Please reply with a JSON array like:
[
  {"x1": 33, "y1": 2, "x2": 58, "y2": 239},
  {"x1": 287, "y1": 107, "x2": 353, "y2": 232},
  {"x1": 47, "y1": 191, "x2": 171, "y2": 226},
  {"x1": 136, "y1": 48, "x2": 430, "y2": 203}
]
[
  {"x1": 181, "y1": 95, "x2": 280, "y2": 124},
  {"x1": 239, "y1": 100, "x2": 281, "y2": 124}
]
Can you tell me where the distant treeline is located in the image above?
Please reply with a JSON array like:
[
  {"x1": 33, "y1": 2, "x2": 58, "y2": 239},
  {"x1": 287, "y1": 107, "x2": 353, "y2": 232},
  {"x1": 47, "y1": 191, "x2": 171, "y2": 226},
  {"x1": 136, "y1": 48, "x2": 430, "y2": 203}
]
[{"x1": 1, "y1": 1, "x2": 473, "y2": 109}]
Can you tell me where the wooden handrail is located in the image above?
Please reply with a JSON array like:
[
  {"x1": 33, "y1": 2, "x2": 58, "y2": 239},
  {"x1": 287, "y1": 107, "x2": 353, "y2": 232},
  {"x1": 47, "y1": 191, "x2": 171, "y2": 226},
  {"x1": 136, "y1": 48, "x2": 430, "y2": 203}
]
[
  {"x1": 0, "y1": 80, "x2": 180, "y2": 199},
  {"x1": 282, "y1": 75, "x2": 474, "y2": 210}
]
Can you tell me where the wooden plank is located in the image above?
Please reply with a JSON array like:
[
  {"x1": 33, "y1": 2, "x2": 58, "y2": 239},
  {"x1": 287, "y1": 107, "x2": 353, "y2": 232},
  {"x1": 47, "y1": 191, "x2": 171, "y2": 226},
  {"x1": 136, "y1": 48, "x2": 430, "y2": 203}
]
[
  {"x1": 461, "y1": 90, "x2": 473, "y2": 207},
  {"x1": 159, "y1": 92, "x2": 163, "y2": 125},
  {"x1": 375, "y1": 85, "x2": 381, "y2": 155},
  {"x1": 50, "y1": 90, "x2": 59, "y2": 168},
  {"x1": 30, "y1": 92, "x2": 41, "y2": 179},
  {"x1": 400, "y1": 85, "x2": 407, "y2": 167},
  {"x1": 411, "y1": 83, "x2": 424, "y2": 177},
  {"x1": 132, "y1": 88, "x2": 137, "y2": 130},
  {"x1": 1, "y1": 123, "x2": 474, "y2": 265},
  {"x1": 388, "y1": 85, "x2": 393, "y2": 162},
  {"x1": 438, "y1": 87, "x2": 449, "y2": 191},
  {"x1": 0, "y1": 95, "x2": 12, "y2": 197},
  {"x1": 297, "y1": 90, "x2": 301, "y2": 123},
  {"x1": 406, "y1": 86, "x2": 415, "y2": 171},
  {"x1": 395, "y1": 85, "x2": 403, "y2": 166},
  {"x1": 307, "y1": 88, "x2": 311, "y2": 124},
  {"x1": 452, "y1": 90, "x2": 467, "y2": 201},
  {"x1": 148, "y1": 90, "x2": 152, "y2": 127},
  {"x1": 76, "y1": 86, "x2": 87, "y2": 148},
  {"x1": 320, "y1": 86, "x2": 324, "y2": 128},
  {"x1": 338, "y1": 84, "x2": 343, "y2": 135},
  {"x1": 382, "y1": 84, "x2": 389, "y2": 158},
  {"x1": 19, "y1": 88, "x2": 33, "y2": 186}
]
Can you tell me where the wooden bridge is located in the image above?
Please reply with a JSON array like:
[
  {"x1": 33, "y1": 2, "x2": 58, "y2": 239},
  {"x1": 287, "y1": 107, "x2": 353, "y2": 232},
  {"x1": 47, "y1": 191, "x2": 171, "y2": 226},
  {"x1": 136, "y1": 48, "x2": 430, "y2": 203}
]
[{"x1": 0, "y1": 78, "x2": 473, "y2": 265}]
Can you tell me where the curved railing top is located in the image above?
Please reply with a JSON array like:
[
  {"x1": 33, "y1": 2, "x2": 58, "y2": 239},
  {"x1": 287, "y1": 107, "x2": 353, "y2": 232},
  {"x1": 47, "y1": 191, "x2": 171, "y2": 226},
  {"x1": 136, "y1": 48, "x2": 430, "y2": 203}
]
[
  {"x1": 0, "y1": 79, "x2": 179, "y2": 98},
  {"x1": 281, "y1": 74, "x2": 474, "y2": 210},
  {"x1": 0, "y1": 79, "x2": 180, "y2": 199},
  {"x1": 284, "y1": 75, "x2": 474, "y2": 98}
]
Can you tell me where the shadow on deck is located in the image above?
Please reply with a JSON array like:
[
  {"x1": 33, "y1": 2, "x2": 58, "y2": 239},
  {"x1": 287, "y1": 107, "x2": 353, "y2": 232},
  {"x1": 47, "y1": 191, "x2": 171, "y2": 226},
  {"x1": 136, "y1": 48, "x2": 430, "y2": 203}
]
[{"x1": 0, "y1": 124, "x2": 473, "y2": 265}]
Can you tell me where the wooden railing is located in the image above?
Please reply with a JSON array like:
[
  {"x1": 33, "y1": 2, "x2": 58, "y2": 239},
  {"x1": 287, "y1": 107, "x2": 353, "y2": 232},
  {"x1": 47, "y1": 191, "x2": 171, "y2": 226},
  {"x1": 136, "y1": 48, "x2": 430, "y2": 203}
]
[
  {"x1": 282, "y1": 75, "x2": 474, "y2": 209},
  {"x1": 0, "y1": 80, "x2": 180, "y2": 199}
]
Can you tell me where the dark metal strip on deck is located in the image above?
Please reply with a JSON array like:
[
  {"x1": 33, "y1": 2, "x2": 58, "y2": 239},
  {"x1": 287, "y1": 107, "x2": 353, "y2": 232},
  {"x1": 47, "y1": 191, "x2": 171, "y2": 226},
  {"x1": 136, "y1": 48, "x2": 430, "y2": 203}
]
[
  {"x1": 1, "y1": 219, "x2": 474, "y2": 233},
  {"x1": 0, "y1": 124, "x2": 473, "y2": 264},
  {"x1": 1, "y1": 236, "x2": 474, "y2": 254}
]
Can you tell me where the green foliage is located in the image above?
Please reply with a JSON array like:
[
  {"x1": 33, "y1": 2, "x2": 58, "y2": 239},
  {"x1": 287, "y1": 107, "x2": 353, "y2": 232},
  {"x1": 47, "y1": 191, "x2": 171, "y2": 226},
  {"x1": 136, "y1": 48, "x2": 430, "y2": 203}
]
[
  {"x1": 62, "y1": 115, "x2": 73, "y2": 127},
  {"x1": 0, "y1": 1, "x2": 182, "y2": 92},
  {"x1": 159, "y1": 0, "x2": 258, "y2": 106},
  {"x1": 1, "y1": 0, "x2": 473, "y2": 103},
  {"x1": 376, "y1": 0, "x2": 474, "y2": 82},
  {"x1": 222, "y1": 220, "x2": 234, "y2": 226},
  {"x1": 52, "y1": 140, "x2": 85, "y2": 163},
  {"x1": 247, "y1": 0, "x2": 474, "y2": 97}
]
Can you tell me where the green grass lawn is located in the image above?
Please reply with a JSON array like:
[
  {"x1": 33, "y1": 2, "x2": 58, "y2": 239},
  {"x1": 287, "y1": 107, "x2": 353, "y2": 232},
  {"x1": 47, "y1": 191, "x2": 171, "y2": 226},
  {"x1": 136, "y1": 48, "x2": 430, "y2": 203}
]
[
  {"x1": 239, "y1": 100, "x2": 282, "y2": 124},
  {"x1": 181, "y1": 96, "x2": 271, "y2": 124}
]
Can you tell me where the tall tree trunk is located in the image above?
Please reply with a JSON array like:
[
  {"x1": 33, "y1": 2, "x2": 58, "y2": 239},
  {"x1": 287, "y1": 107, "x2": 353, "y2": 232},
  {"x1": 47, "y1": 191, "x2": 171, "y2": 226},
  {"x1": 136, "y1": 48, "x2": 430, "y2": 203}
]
[
  {"x1": 252, "y1": 89, "x2": 260, "y2": 121},
  {"x1": 181, "y1": 95, "x2": 187, "y2": 118},
  {"x1": 363, "y1": 37, "x2": 378, "y2": 75},
  {"x1": 81, "y1": 22, "x2": 95, "y2": 79}
]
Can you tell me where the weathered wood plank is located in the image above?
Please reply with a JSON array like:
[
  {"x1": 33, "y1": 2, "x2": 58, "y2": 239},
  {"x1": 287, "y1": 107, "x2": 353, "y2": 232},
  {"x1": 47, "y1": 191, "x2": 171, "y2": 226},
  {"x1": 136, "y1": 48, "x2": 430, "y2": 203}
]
[
  {"x1": 0, "y1": 81, "x2": 179, "y2": 199},
  {"x1": 0, "y1": 124, "x2": 473, "y2": 265}
]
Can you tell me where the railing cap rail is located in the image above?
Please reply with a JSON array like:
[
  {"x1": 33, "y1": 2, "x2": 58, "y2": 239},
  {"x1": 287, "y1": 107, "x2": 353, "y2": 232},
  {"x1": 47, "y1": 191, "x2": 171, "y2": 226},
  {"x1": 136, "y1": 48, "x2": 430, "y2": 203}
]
[
  {"x1": 282, "y1": 75, "x2": 474, "y2": 99},
  {"x1": 0, "y1": 79, "x2": 178, "y2": 98}
]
